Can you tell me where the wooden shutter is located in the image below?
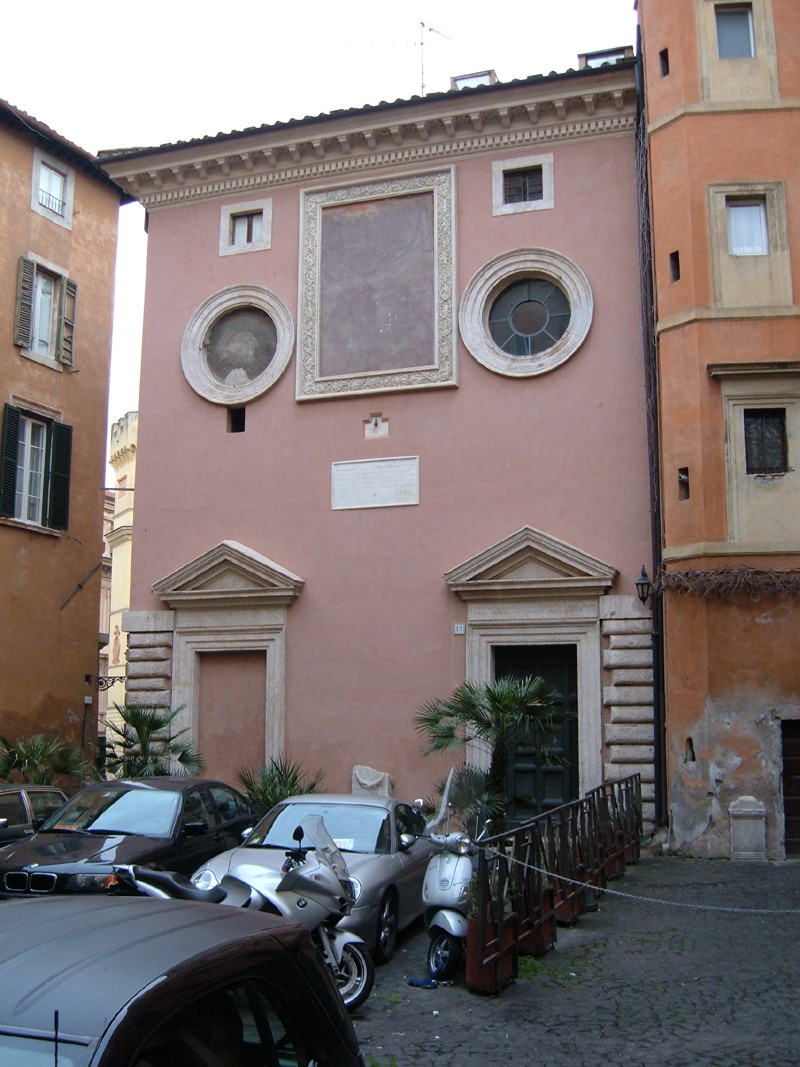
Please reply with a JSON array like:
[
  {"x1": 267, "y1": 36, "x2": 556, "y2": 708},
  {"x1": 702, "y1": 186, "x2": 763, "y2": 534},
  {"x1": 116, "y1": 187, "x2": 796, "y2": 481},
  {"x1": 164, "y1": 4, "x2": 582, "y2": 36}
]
[
  {"x1": 57, "y1": 278, "x2": 77, "y2": 366},
  {"x1": 46, "y1": 421, "x2": 72, "y2": 530},
  {"x1": 0, "y1": 404, "x2": 21, "y2": 518},
  {"x1": 14, "y1": 258, "x2": 35, "y2": 348}
]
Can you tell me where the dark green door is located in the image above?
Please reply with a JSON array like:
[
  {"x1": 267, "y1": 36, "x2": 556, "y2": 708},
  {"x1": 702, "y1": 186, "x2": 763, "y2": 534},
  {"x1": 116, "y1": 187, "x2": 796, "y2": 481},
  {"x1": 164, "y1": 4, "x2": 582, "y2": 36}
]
[{"x1": 494, "y1": 644, "x2": 579, "y2": 824}]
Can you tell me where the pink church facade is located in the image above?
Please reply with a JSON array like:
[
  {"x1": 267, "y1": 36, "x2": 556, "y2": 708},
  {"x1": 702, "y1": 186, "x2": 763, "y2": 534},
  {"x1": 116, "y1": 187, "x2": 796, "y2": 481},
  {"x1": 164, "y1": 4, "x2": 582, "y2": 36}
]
[{"x1": 102, "y1": 57, "x2": 656, "y2": 821}]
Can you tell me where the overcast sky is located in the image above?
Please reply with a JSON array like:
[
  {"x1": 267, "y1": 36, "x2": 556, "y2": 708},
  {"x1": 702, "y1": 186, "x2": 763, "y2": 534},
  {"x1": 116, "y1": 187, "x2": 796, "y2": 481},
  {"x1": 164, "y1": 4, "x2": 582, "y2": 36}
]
[{"x1": 1, "y1": 0, "x2": 637, "y2": 447}]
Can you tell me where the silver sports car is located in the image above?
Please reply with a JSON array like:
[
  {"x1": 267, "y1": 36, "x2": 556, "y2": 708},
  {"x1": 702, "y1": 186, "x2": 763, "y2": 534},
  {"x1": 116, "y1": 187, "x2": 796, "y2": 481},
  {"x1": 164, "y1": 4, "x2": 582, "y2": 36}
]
[{"x1": 192, "y1": 794, "x2": 434, "y2": 963}]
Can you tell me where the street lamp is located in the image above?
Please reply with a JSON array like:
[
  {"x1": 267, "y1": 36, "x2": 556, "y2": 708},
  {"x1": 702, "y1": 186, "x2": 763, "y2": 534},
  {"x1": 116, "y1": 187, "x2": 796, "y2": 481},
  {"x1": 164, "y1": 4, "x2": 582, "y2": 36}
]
[{"x1": 635, "y1": 566, "x2": 652, "y2": 605}]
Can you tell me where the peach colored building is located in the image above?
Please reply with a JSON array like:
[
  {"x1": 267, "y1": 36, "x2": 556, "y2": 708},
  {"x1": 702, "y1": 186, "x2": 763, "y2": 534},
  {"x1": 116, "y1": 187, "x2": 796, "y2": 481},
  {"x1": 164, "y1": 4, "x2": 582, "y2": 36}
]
[
  {"x1": 639, "y1": 0, "x2": 800, "y2": 857},
  {"x1": 0, "y1": 101, "x2": 127, "y2": 757},
  {"x1": 101, "y1": 56, "x2": 656, "y2": 817}
]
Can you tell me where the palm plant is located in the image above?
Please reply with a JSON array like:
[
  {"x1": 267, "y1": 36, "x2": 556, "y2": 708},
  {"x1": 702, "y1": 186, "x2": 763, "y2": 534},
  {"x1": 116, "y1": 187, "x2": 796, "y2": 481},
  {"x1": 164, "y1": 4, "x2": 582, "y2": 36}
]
[
  {"x1": 415, "y1": 675, "x2": 563, "y2": 807},
  {"x1": 236, "y1": 757, "x2": 324, "y2": 812},
  {"x1": 0, "y1": 733, "x2": 88, "y2": 785},
  {"x1": 104, "y1": 704, "x2": 203, "y2": 778}
]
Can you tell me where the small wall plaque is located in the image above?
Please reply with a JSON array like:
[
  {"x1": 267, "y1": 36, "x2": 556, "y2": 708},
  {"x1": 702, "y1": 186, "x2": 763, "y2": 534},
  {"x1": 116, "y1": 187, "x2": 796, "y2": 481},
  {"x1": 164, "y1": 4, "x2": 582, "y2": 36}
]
[{"x1": 332, "y1": 456, "x2": 419, "y2": 510}]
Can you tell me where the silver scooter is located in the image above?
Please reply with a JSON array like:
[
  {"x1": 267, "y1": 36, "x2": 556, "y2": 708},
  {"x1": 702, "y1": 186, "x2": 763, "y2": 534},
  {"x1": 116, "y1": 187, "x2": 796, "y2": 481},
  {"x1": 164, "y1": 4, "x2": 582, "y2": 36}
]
[
  {"x1": 421, "y1": 768, "x2": 492, "y2": 980},
  {"x1": 115, "y1": 815, "x2": 374, "y2": 1011}
]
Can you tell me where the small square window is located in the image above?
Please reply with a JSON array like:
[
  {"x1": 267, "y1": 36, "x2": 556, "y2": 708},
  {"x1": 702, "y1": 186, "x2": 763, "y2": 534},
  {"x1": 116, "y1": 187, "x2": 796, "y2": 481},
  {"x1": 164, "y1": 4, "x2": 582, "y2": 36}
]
[
  {"x1": 716, "y1": 4, "x2": 754, "y2": 58},
  {"x1": 503, "y1": 167, "x2": 543, "y2": 205},
  {"x1": 219, "y1": 198, "x2": 272, "y2": 256},
  {"x1": 30, "y1": 148, "x2": 74, "y2": 229},
  {"x1": 669, "y1": 251, "x2": 681, "y2": 282},
  {"x1": 727, "y1": 198, "x2": 768, "y2": 255},
  {"x1": 231, "y1": 211, "x2": 263, "y2": 247},
  {"x1": 659, "y1": 48, "x2": 670, "y2": 76},
  {"x1": 744, "y1": 408, "x2": 787, "y2": 474}
]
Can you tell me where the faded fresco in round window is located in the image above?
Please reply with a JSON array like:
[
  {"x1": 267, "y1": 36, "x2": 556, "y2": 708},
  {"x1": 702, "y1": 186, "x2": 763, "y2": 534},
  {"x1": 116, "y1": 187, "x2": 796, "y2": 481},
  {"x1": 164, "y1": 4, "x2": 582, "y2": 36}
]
[
  {"x1": 205, "y1": 308, "x2": 277, "y2": 386},
  {"x1": 488, "y1": 278, "x2": 571, "y2": 356}
]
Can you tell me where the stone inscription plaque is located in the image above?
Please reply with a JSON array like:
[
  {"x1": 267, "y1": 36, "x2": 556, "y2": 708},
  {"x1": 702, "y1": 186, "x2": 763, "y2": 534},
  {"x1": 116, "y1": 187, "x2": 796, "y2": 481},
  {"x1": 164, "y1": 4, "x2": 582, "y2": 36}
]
[{"x1": 332, "y1": 457, "x2": 419, "y2": 510}]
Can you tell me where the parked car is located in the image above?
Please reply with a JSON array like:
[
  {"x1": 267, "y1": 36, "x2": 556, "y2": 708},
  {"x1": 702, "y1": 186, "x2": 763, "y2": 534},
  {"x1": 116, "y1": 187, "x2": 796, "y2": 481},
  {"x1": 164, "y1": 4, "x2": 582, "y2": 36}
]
[
  {"x1": 193, "y1": 794, "x2": 434, "y2": 963},
  {"x1": 0, "y1": 784, "x2": 68, "y2": 844},
  {"x1": 0, "y1": 895, "x2": 364, "y2": 1066},
  {"x1": 0, "y1": 778, "x2": 257, "y2": 895}
]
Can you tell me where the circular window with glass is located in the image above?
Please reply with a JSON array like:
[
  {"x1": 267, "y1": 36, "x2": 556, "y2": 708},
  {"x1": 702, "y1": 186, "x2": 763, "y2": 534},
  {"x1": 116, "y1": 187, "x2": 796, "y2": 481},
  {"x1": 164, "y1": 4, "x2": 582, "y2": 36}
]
[
  {"x1": 488, "y1": 278, "x2": 571, "y2": 357},
  {"x1": 181, "y1": 285, "x2": 295, "y2": 404},
  {"x1": 459, "y1": 248, "x2": 593, "y2": 377}
]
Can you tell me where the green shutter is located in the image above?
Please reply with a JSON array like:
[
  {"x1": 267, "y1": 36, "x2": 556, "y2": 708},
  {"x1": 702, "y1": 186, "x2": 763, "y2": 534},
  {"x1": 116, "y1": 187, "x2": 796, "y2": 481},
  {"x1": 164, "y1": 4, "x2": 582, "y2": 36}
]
[
  {"x1": 46, "y1": 422, "x2": 72, "y2": 530},
  {"x1": 57, "y1": 278, "x2": 77, "y2": 365},
  {"x1": 14, "y1": 258, "x2": 35, "y2": 348},
  {"x1": 0, "y1": 404, "x2": 21, "y2": 518}
]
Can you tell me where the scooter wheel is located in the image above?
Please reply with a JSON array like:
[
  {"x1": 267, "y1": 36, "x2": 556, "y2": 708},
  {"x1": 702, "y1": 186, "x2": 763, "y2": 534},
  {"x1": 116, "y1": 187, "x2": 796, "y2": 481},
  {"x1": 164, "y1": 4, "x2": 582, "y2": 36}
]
[
  {"x1": 337, "y1": 942, "x2": 375, "y2": 1012},
  {"x1": 427, "y1": 931, "x2": 462, "y2": 980}
]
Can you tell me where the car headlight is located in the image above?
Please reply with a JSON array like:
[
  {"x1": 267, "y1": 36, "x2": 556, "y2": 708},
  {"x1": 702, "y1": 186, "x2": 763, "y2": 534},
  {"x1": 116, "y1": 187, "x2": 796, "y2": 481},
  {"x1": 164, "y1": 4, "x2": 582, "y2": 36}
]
[
  {"x1": 65, "y1": 873, "x2": 114, "y2": 892},
  {"x1": 346, "y1": 877, "x2": 362, "y2": 902},
  {"x1": 191, "y1": 869, "x2": 220, "y2": 891}
]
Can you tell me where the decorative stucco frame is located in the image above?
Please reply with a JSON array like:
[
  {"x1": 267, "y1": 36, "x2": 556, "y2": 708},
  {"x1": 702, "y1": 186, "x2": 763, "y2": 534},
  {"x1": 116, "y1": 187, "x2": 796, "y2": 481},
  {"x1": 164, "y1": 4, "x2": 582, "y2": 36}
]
[
  {"x1": 444, "y1": 526, "x2": 617, "y2": 795},
  {"x1": 181, "y1": 284, "x2": 295, "y2": 405},
  {"x1": 459, "y1": 248, "x2": 593, "y2": 377},
  {"x1": 296, "y1": 168, "x2": 457, "y2": 400},
  {"x1": 491, "y1": 152, "x2": 554, "y2": 216}
]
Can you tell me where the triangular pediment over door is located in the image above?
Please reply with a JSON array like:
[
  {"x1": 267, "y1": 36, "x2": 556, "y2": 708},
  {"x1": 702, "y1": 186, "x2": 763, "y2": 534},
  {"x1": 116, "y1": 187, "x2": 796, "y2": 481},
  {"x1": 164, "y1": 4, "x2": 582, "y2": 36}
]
[
  {"x1": 153, "y1": 540, "x2": 304, "y2": 609},
  {"x1": 444, "y1": 526, "x2": 617, "y2": 600}
]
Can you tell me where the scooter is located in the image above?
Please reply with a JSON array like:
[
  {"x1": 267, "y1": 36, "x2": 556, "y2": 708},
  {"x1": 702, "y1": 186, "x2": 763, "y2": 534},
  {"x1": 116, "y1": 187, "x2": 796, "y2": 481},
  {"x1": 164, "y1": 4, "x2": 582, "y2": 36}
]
[
  {"x1": 421, "y1": 768, "x2": 492, "y2": 980},
  {"x1": 114, "y1": 815, "x2": 374, "y2": 1012}
]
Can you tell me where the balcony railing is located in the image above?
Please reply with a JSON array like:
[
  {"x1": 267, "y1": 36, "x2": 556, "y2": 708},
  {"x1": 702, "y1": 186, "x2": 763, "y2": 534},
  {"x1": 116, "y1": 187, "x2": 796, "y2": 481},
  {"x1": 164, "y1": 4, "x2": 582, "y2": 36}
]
[{"x1": 39, "y1": 188, "x2": 65, "y2": 216}]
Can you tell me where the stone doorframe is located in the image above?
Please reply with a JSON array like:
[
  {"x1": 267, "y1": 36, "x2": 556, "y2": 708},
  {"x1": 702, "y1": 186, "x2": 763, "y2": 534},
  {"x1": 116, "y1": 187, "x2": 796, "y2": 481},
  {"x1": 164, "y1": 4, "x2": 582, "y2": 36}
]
[
  {"x1": 125, "y1": 540, "x2": 304, "y2": 766},
  {"x1": 444, "y1": 526, "x2": 618, "y2": 797}
]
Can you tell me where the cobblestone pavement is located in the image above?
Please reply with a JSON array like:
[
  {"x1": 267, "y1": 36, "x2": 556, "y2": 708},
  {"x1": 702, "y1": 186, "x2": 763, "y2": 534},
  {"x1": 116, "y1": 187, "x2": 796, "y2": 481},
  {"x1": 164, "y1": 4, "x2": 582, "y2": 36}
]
[{"x1": 352, "y1": 856, "x2": 800, "y2": 1067}]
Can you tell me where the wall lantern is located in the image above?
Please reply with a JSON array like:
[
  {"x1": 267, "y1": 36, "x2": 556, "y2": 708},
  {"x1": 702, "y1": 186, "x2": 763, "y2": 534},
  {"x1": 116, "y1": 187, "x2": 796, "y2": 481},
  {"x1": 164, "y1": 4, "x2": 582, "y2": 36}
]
[{"x1": 635, "y1": 566, "x2": 652, "y2": 605}]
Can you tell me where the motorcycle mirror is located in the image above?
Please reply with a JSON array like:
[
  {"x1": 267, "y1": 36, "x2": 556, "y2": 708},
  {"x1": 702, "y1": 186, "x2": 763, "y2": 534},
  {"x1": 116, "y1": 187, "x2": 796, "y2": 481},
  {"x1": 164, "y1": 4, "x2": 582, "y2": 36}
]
[
  {"x1": 412, "y1": 799, "x2": 424, "y2": 812},
  {"x1": 293, "y1": 825, "x2": 304, "y2": 844}
]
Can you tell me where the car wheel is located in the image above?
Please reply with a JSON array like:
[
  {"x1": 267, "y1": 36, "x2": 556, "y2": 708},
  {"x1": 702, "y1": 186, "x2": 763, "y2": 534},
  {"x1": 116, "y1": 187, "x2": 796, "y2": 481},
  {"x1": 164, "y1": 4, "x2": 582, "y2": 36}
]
[
  {"x1": 427, "y1": 930, "x2": 462, "y2": 980},
  {"x1": 336, "y1": 942, "x2": 375, "y2": 1012},
  {"x1": 374, "y1": 891, "x2": 398, "y2": 964}
]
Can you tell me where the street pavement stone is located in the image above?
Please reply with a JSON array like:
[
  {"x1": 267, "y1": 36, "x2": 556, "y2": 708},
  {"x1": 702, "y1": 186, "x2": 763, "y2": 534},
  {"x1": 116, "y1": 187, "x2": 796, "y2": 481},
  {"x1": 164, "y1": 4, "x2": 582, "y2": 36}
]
[{"x1": 352, "y1": 856, "x2": 800, "y2": 1067}]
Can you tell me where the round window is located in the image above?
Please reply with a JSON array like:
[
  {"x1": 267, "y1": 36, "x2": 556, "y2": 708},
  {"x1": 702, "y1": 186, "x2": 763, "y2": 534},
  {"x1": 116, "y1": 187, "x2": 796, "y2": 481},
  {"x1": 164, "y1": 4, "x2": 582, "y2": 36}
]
[
  {"x1": 205, "y1": 307, "x2": 277, "y2": 386},
  {"x1": 488, "y1": 279, "x2": 571, "y2": 356}
]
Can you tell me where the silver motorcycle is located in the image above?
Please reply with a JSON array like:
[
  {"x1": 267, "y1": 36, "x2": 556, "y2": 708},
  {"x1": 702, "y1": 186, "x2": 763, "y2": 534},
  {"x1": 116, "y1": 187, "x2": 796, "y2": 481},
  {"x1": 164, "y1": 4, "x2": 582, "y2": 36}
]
[{"x1": 115, "y1": 815, "x2": 375, "y2": 1012}]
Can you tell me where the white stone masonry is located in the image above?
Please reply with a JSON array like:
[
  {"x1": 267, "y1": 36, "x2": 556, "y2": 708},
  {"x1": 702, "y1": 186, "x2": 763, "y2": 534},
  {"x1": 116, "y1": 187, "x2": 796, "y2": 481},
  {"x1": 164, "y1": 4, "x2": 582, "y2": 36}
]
[
  {"x1": 600, "y1": 600, "x2": 655, "y2": 831},
  {"x1": 122, "y1": 611, "x2": 175, "y2": 708}
]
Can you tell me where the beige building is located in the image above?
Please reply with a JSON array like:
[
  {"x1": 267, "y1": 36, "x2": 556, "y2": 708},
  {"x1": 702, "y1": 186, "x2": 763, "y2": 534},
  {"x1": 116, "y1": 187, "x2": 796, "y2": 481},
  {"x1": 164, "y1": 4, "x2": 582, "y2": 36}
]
[{"x1": 105, "y1": 411, "x2": 138, "y2": 716}]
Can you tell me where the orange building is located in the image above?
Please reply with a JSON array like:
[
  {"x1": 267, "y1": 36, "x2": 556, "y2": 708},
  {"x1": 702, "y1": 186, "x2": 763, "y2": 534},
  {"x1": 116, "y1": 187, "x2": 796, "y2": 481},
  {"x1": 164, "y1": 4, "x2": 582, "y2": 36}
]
[
  {"x1": 638, "y1": 1, "x2": 800, "y2": 857},
  {"x1": 0, "y1": 102, "x2": 128, "y2": 757}
]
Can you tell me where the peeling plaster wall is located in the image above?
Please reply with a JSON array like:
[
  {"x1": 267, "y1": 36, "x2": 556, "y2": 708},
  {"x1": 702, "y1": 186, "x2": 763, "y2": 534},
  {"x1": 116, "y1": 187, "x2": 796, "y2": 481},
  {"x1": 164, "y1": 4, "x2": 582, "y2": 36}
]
[{"x1": 665, "y1": 593, "x2": 800, "y2": 858}]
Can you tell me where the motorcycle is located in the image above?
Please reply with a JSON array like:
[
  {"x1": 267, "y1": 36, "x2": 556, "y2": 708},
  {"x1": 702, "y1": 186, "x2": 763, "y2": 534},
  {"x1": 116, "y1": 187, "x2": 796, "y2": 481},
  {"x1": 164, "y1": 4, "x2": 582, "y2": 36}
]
[
  {"x1": 421, "y1": 767, "x2": 493, "y2": 980},
  {"x1": 114, "y1": 814, "x2": 374, "y2": 1012}
]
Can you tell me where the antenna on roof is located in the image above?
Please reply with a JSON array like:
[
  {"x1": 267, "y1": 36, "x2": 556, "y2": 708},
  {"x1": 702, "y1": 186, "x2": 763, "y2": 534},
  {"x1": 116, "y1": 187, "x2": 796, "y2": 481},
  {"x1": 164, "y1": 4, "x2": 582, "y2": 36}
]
[{"x1": 420, "y1": 21, "x2": 452, "y2": 96}]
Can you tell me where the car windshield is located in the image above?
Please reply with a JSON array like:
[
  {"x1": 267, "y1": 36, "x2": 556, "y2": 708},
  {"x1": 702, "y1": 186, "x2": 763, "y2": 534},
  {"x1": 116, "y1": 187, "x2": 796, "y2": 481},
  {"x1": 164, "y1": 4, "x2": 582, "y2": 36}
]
[
  {"x1": 41, "y1": 788, "x2": 181, "y2": 839},
  {"x1": 247, "y1": 802, "x2": 392, "y2": 854}
]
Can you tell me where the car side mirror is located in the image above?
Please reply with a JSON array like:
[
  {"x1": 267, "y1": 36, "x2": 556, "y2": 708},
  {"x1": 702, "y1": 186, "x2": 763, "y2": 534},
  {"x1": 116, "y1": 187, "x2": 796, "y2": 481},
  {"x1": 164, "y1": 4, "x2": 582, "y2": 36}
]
[
  {"x1": 399, "y1": 833, "x2": 415, "y2": 851},
  {"x1": 240, "y1": 826, "x2": 254, "y2": 840},
  {"x1": 0, "y1": 818, "x2": 7, "y2": 829},
  {"x1": 183, "y1": 821, "x2": 208, "y2": 837},
  {"x1": 31, "y1": 817, "x2": 45, "y2": 831}
]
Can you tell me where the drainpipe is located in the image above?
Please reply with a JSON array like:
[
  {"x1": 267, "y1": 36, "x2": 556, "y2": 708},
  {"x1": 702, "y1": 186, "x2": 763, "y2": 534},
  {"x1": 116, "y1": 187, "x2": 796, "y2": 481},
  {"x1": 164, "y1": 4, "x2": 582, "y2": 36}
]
[{"x1": 635, "y1": 29, "x2": 667, "y2": 826}]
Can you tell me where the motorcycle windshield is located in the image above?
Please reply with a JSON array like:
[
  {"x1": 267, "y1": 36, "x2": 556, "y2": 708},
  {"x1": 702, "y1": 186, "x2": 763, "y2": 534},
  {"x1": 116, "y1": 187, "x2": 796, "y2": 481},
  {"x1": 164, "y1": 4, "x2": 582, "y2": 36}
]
[
  {"x1": 425, "y1": 767, "x2": 456, "y2": 836},
  {"x1": 300, "y1": 814, "x2": 352, "y2": 893}
]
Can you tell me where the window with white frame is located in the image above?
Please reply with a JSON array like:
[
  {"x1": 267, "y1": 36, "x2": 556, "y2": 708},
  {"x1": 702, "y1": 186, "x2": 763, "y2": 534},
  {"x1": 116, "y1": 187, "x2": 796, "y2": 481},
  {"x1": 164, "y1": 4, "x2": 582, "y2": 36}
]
[
  {"x1": 492, "y1": 154, "x2": 554, "y2": 216},
  {"x1": 716, "y1": 4, "x2": 754, "y2": 58},
  {"x1": 727, "y1": 197, "x2": 768, "y2": 255},
  {"x1": 31, "y1": 147, "x2": 74, "y2": 228},
  {"x1": 0, "y1": 404, "x2": 73, "y2": 530},
  {"x1": 219, "y1": 198, "x2": 272, "y2": 257},
  {"x1": 38, "y1": 162, "x2": 66, "y2": 216},
  {"x1": 13, "y1": 258, "x2": 77, "y2": 366}
]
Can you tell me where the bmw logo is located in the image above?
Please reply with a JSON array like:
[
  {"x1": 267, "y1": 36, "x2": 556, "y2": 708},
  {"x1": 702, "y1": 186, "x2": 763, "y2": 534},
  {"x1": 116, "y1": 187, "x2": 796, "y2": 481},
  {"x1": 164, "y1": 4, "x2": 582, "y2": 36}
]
[{"x1": 296, "y1": 898, "x2": 307, "y2": 908}]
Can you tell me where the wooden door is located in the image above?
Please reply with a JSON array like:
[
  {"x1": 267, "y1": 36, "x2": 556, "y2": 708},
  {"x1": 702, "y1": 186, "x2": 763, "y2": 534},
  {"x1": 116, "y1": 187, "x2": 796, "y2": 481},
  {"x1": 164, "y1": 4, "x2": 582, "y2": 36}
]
[
  {"x1": 781, "y1": 721, "x2": 800, "y2": 855},
  {"x1": 494, "y1": 644, "x2": 579, "y2": 824}
]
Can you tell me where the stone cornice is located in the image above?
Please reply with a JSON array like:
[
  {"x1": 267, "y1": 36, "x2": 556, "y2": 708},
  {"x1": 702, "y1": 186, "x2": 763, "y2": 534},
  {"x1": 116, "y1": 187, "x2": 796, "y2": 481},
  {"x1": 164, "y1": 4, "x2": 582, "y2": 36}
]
[
  {"x1": 101, "y1": 75, "x2": 637, "y2": 209},
  {"x1": 107, "y1": 524, "x2": 133, "y2": 550}
]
